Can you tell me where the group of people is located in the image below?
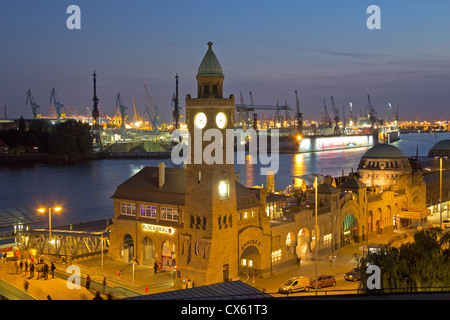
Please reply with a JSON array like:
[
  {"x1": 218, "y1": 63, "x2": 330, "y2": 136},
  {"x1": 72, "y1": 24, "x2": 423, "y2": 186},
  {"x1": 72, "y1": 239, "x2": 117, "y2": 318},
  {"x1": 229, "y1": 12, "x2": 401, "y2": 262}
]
[{"x1": 14, "y1": 256, "x2": 56, "y2": 280}]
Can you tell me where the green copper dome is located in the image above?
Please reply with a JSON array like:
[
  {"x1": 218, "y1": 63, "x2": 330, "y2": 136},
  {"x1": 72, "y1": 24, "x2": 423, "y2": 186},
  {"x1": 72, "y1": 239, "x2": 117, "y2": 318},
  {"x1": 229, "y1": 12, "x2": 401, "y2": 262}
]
[
  {"x1": 197, "y1": 42, "x2": 223, "y2": 76},
  {"x1": 362, "y1": 144, "x2": 406, "y2": 159}
]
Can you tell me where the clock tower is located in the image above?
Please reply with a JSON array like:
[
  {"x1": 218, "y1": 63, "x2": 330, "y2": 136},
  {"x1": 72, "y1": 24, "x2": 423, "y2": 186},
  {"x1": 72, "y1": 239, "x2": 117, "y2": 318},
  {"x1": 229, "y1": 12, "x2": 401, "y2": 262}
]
[{"x1": 178, "y1": 42, "x2": 238, "y2": 286}]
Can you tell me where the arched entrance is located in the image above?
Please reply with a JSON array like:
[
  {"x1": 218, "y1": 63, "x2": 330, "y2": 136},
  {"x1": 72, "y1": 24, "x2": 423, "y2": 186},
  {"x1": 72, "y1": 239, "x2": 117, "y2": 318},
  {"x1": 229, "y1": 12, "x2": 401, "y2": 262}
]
[
  {"x1": 121, "y1": 234, "x2": 134, "y2": 263},
  {"x1": 240, "y1": 245, "x2": 261, "y2": 276},
  {"x1": 296, "y1": 228, "x2": 310, "y2": 259},
  {"x1": 342, "y1": 214, "x2": 359, "y2": 246},
  {"x1": 161, "y1": 240, "x2": 176, "y2": 271},
  {"x1": 285, "y1": 232, "x2": 296, "y2": 256},
  {"x1": 142, "y1": 236, "x2": 154, "y2": 265}
]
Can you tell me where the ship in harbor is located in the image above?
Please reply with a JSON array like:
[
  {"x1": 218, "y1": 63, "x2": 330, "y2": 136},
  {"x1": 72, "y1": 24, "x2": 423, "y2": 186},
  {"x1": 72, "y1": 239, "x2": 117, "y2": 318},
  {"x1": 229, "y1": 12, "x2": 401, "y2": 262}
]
[{"x1": 235, "y1": 92, "x2": 400, "y2": 153}]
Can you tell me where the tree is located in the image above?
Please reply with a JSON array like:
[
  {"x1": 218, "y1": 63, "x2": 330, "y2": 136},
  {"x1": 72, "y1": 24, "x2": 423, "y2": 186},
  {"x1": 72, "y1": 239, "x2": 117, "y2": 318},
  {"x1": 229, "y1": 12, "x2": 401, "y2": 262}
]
[{"x1": 359, "y1": 228, "x2": 450, "y2": 293}]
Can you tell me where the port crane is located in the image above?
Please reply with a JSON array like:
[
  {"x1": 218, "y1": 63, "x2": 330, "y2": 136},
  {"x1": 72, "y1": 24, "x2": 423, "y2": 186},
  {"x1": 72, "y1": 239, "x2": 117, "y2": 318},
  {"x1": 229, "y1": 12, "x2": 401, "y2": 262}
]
[
  {"x1": 235, "y1": 92, "x2": 292, "y2": 129},
  {"x1": 144, "y1": 84, "x2": 160, "y2": 132},
  {"x1": 26, "y1": 89, "x2": 41, "y2": 119},
  {"x1": 49, "y1": 88, "x2": 65, "y2": 119},
  {"x1": 294, "y1": 90, "x2": 303, "y2": 135},
  {"x1": 172, "y1": 74, "x2": 180, "y2": 130},
  {"x1": 322, "y1": 100, "x2": 332, "y2": 128},
  {"x1": 330, "y1": 96, "x2": 341, "y2": 135},
  {"x1": 367, "y1": 94, "x2": 378, "y2": 133},
  {"x1": 115, "y1": 93, "x2": 127, "y2": 130}
]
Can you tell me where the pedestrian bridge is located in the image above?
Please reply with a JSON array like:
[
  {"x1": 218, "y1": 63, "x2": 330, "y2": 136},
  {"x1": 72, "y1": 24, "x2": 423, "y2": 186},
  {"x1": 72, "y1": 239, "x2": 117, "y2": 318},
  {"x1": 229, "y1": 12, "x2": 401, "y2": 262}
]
[{"x1": 17, "y1": 220, "x2": 110, "y2": 260}]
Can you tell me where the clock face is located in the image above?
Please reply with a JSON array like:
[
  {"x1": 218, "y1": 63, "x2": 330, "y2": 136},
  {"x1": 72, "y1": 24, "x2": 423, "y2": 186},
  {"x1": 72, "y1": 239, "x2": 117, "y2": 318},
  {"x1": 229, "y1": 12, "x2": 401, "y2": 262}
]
[
  {"x1": 216, "y1": 112, "x2": 227, "y2": 129},
  {"x1": 194, "y1": 112, "x2": 207, "y2": 129}
]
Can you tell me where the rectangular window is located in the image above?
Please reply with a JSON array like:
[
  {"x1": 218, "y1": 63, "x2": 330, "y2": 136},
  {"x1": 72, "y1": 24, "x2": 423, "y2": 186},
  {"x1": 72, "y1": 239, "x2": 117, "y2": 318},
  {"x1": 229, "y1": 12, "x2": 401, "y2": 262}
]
[
  {"x1": 120, "y1": 202, "x2": 136, "y2": 216},
  {"x1": 271, "y1": 249, "x2": 282, "y2": 264},
  {"x1": 140, "y1": 205, "x2": 156, "y2": 218},
  {"x1": 218, "y1": 180, "x2": 229, "y2": 200},
  {"x1": 161, "y1": 207, "x2": 179, "y2": 222}
]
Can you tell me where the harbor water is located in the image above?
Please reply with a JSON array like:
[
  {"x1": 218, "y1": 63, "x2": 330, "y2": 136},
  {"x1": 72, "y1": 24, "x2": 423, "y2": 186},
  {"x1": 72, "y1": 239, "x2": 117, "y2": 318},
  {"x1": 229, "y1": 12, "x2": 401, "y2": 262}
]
[{"x1": 1, "y1": 132, "x2": 449, "y2": 226}]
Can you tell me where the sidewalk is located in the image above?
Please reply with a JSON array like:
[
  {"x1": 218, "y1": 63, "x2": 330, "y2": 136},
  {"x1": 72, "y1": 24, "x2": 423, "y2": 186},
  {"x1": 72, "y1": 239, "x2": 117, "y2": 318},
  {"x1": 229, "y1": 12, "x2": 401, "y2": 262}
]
[{"x1": 0, "y1": 228, "x2": 419, "y2": 300}]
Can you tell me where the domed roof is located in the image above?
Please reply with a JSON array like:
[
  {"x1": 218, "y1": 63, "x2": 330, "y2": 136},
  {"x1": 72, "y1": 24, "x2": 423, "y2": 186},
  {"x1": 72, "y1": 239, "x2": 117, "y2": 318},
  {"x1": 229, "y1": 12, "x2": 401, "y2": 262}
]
[
  {"x1": 429, "y1": 139, "x2": 450, "y2": 151},
  {"x1": 362, "y1": 144, "x2": 406, "y2": 159},
  {"x1": 197, "y1": 42, "x2": 223, "y2": 77}
]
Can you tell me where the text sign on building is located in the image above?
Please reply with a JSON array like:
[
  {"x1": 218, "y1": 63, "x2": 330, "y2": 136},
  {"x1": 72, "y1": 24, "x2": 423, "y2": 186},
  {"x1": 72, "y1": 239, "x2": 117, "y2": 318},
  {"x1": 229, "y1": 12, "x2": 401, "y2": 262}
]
[{"x1": 142, "y1": 223, "x2": 173, "y2": 234}]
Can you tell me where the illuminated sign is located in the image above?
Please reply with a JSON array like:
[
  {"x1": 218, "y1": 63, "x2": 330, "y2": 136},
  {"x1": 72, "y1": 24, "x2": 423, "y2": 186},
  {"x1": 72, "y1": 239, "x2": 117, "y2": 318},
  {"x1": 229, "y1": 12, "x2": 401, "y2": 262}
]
[
  {"x1": 142, "y1": 223, "x2": 174, "y2": 234},
  {"x1": 299, "y1": 135, "x2": 374, "y2": 153}
]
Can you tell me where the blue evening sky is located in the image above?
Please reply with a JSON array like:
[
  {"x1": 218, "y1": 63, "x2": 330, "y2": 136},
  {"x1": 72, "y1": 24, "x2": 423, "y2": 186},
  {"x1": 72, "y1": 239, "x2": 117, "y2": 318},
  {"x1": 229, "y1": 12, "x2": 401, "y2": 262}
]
[{"x1": 1, "y1": 0, "x2": 449, "y2": 122}]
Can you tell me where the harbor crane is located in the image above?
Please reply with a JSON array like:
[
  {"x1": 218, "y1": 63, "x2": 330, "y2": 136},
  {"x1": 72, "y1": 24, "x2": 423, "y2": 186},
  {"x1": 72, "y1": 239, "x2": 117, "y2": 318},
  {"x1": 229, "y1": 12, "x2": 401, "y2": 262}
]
[
  {"x1": 294, "y1": 90, "x2": 303, "y2": 135},
  {"x1": 172, "y1": 74, "x2": 180, "y2": 130},
  {"x1": 26, "y1": 89, "x2": 40, "y2": 119},
  {"x1": 115, "y1": 93, "x2": 127, "y2": 130},
  {"x1": 331, "y1": 96, "x2": 341, "y2": 135},
  {"x1": 367, "y1": 94, "x2": 378, "y2": 133},
  {"x1": 49, "y1": 88, "x2": 65, "y2": 119},
  {"x1": 235, "y1": 92, "x2": 292, "y2": 129},
  {"x1": 144, "y1": 84, "x2": 160, "y2": 132},
  {"x1": 322, "y1": 100, "x2": 332, "y2": 128}
]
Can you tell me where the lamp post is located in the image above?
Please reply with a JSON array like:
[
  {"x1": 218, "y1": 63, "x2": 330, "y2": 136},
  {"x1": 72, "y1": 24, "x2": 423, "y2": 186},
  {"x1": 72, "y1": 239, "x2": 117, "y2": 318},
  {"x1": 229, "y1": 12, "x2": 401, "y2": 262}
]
[
  {"x1": 314, "y1": 177, "x2": 318, "y2": 296},
  {"x1": 38, "y1": 207, "x2": 61, "y2": 258},
  {"x1": 435, "y1": 156, "x2": 448, "y2": 229}
]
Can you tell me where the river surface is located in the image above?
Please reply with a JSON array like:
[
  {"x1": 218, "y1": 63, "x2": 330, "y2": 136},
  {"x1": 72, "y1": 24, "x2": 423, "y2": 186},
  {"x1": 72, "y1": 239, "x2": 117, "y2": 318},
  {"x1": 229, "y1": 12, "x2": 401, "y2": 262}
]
[{"x1": 1, "y1": 132, "x2": 449, "y2": 226}]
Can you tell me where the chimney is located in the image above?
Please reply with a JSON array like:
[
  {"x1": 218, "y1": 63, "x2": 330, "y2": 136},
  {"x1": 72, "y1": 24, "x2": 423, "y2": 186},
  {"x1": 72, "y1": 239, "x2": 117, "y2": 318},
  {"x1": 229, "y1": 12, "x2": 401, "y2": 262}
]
[{"x1": 159, "y1": 162, "x2": 166, "y2": 189}]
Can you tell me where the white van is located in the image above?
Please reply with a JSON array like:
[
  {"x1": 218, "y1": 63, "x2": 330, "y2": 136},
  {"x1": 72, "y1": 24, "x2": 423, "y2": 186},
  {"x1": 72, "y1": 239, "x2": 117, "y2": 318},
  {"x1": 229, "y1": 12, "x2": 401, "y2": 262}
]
[{"x1": 278, "y1": 276, "x2": 310, "y2": 294}]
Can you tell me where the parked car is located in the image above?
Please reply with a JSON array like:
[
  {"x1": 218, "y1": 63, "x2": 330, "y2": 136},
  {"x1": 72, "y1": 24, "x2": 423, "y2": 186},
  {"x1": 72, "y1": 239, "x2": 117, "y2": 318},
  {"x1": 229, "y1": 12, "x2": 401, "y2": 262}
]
[
  {"x1": 310, "y1": 275, "x2": 336, "y2": 289},
  {"x1": 278, "y1": 276, "x2": 310, "y2": 294},
  {"x1": 344, "y1": 268, "x2": 360, "y2": 282}
]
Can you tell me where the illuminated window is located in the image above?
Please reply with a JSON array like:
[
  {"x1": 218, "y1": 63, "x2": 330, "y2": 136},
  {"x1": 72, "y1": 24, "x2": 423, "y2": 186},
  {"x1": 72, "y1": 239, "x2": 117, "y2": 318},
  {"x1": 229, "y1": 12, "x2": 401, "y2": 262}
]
[
  {"x1": 161, "y1": 207, "x2": 179, "y2": 221},
  {"x1": 218, "y1": 180, "x2": 229, "y2": 200},
  {"x1": 271, "y1": 249, "x2": 282, "y2": 264},
  {"x1": 241, "y1": 259, "x2": 247, "y2": 266},
  {"x1": 286, "y1": 233, "x2": 292, "y2": 246},
  {"x1": 140, "y1": 205, "x2": 156, "y2": 218},
  {"x1": 121, "y1": 202, "x2": 136, "y2": 216},
  {"x1": 323, "y1": 234, "x2": 332, "y2": 248}
]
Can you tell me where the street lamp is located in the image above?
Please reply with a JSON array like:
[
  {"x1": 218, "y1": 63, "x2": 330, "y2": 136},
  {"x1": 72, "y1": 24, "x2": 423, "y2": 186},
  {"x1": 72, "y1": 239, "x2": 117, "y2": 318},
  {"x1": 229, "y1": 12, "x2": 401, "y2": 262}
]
[
  {"x1": 38, "y1": 206, "x2": 62, "y2": 257},
  {"x1": 314, "y1": 177, "x2": 318, "y2": 296},
  {"x1": 435, "y1": 156, "x2": 448, "y2": 229}
]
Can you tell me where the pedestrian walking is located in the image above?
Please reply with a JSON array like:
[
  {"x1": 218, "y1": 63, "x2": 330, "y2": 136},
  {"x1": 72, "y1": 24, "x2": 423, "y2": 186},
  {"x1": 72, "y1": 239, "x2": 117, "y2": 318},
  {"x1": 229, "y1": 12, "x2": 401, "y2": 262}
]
[
  {"x1": 102, "y1": 277, "x2": 107, "y2": 294},
  {"x1": 29, "y1": 263, "x2": 34, "y2": 279},
  {"x1": 93, "y1": 291, "x2": 103, "y2": 300},
  {"x1": 25, "y1": 259, "x2": 29, "y2": 273},
  {"x1": 86, "y1": 274, "x2": 91, "y2": 291},
  {"x1": 23, "y1": 279, "x2": 29, "y2": 292},
  {"x1": 154, "y1": 261, "x2": 158, "y2": 274},
  {"x1": 50, "y1": 262, "x2": 55, "y2": 278},
  {"x1": 43, "y1": 263, "x2": 48, "y2": 280},
  {"x1": 19, "y1": 260, "x2": 23, "y2": 274},
  {"x1": 329, "y1": 254, "x2": 333, "y2": 266}
]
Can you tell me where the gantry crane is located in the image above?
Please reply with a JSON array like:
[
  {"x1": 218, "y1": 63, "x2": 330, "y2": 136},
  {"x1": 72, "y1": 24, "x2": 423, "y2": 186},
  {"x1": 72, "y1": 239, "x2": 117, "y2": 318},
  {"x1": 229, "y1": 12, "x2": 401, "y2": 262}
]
[
  {"x1": 49, "y1": 88, "x2": 65, "y2": 119},
  {"x1": 235, "y1": 92, "x2": 292, "y2": 129},
  {"x1": 26, "y1": 89, "x2": 41, "y2": 119},
  {"x1": 144, "y1": 84, "x2": 160, "y2": 132}
]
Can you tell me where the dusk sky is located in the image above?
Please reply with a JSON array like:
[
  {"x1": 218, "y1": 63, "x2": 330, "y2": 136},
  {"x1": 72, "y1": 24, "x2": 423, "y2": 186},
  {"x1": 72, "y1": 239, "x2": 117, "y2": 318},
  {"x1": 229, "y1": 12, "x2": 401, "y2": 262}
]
[{"x1": 1, "y1": 0, "x2": 449, "y2": 123}]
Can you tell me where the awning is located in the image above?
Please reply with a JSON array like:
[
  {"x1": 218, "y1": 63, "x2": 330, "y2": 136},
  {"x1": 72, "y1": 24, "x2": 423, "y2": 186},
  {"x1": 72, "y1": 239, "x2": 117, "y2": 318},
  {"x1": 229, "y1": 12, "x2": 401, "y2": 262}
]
[{"x1": 398, "y1": 209, "x2": 431, "y2": 220}]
